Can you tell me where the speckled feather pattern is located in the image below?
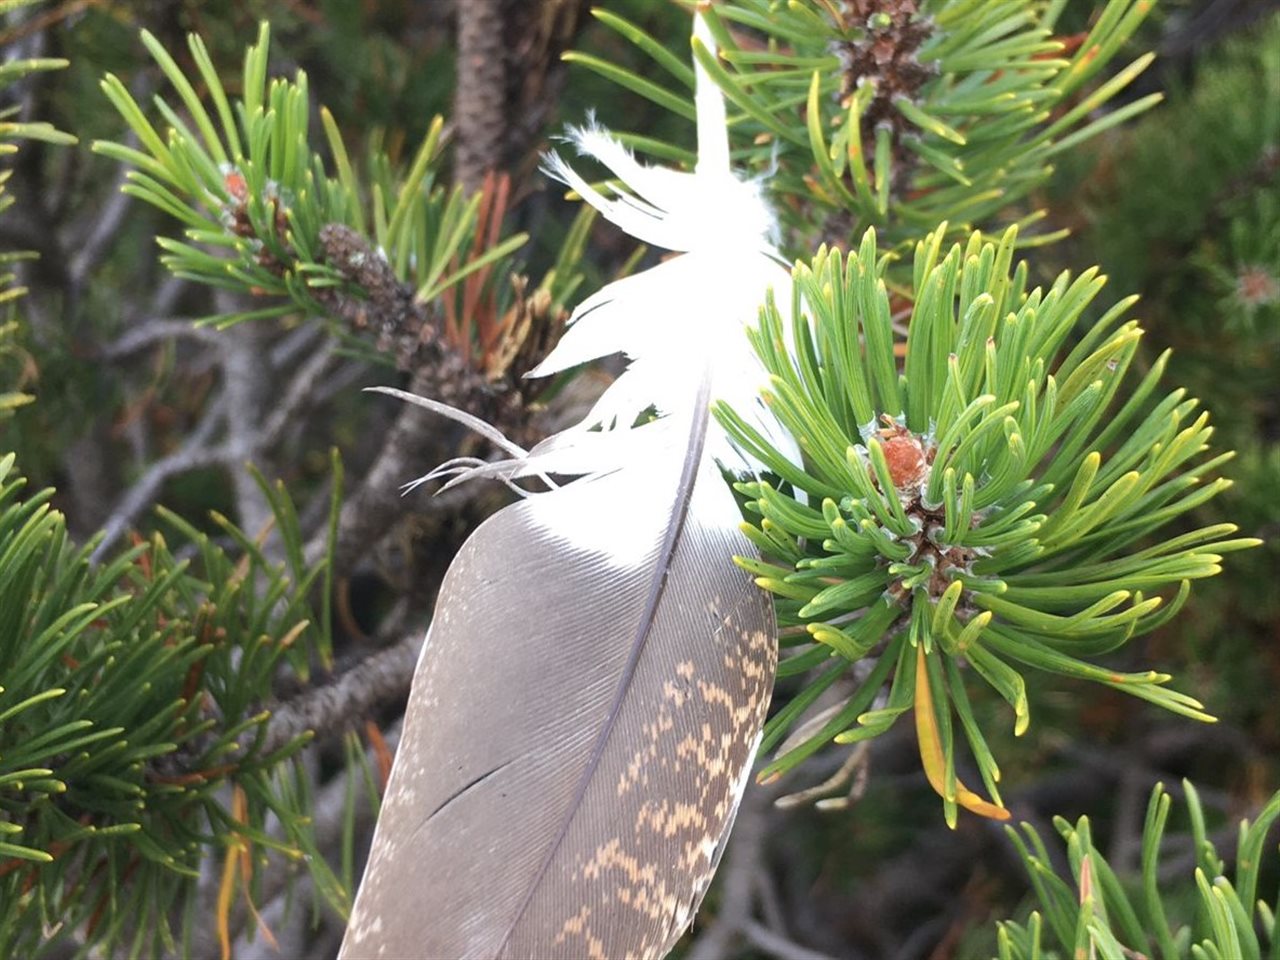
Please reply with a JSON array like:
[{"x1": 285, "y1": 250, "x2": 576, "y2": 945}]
[{"x1": 342, "y1": 457, "x2": 774, "y2": 958}]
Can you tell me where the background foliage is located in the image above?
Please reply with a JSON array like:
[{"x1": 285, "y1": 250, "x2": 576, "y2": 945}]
[{"x1": 0, "y1": 0, "x2": 1276, "y2": 957}]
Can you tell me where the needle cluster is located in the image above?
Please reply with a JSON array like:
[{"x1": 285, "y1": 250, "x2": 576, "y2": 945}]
[
  {"x1": 715, "y1": 225, "x2": 1259, "y2": 822},
  {"x1": 576, "y1": 0, "x2": 1161, "y2": 244}
]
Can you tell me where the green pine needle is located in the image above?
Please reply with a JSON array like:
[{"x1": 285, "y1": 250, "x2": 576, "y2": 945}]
[
  {"x1": 996, "y1": 781, "x2": 1280, "y2": 959},
  {"x1": 716, "y1": 225, "x2": 1259, "y2": 820},
  {"x1": 0, "y1": 452, "x2": 344, "y2": 958},
  {"x1": 579, "y1": 0, "x2": 1160, "y2": 245}
]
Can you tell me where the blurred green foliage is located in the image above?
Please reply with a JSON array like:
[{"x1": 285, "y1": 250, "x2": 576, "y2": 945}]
[{"x1": 1057, "y1": 11, "x2": 1280, "y2": 742}]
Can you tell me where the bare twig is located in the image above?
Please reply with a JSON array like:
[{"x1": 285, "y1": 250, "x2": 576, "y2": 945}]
[
  {"x1": 222, "y1": 317, "x2": 277, "y2": 538},
  {"x1": 308, "y1": 356, "x2": 373, "y2": 409},
  {"x1": 99, "y1": 318, "x2": 221, "y2": 359},
  {"x1": 90, "y1": 395, "x2": 230, "y2": 562},
  {"x1": 743, "y1": 922, "x2": 843, "y2": 960},
  {"x1": 754, "y1": 868, "x2": 788, "y2": 939},
  {"x1": 687, "y1": 783, "x2": 768, "y2": 960},
  {"x1": 93, "y1": 322, "x2": 340, "y2": 562},
  {"x1": 146, "y1": 274, "x2": 190, "y2": 318},
  {"x1": 67, "y1": 164, "x2": 135, "y2": 292},
  {"x1": 1059, "y1": 739, "x2": 1236, "y2": 812},
  {"x1": 270, "y1": 322, "x2": 329, "y2": 367},
  {"x1": 890, "y1": 912, "x2": 957, "y2": 960},
  {"x1": 305, "y1": 365, "x2": 482, "y2": 572},
  {"x1": 259, "y1": 337, "x2": 339, "y2": 449},
  {"x1": 1108, "y1": 762, "x2": 1148, "y2": 874}
]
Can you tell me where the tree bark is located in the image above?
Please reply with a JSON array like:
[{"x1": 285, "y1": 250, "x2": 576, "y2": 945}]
[
  {"x1": 453, "y1": 0, "x2": 590, "y2": 191},
  {"x1": 454, "y1": 0, "x2": 508, "y2": 193}
]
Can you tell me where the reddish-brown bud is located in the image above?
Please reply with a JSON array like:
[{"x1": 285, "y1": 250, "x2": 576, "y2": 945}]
[{"x1": 878, "y1": 421, "x2": 927, "y2": 490}]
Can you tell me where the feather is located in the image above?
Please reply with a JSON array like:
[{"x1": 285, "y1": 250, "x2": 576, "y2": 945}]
[{"x1": 340, "y1": 12, "x2": 789, "y2": 959}]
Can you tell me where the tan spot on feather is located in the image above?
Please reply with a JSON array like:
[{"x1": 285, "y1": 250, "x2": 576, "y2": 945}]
[
  {"x1": 662, "y1": 679, "x2": 688, "y2": 707},
  {"x1": 555, "y1": 905, "x2": 606, "y2": 959},
  {"x1": 556, "y1": 906, "x2": 589, "y2": 942}
]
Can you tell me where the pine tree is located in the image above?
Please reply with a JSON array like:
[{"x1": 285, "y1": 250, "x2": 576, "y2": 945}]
[{"x1": 1, "y1": 1, "x2": 1276, "y2": 957}]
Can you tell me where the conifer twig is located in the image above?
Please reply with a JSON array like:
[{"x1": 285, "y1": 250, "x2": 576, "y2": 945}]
[
  {"x1": 90, "y1": 395, "x2": 231, "y2": 562},
  {"x1": 259, "y1": 338, "x2": 339, "y2": 448}
]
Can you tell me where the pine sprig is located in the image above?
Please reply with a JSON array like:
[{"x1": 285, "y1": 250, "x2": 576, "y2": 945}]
[
  {"x1": 714, "y1": 225, "x2": 1258, "y2": 824},
  {"x1": 0, "y1": 7, "x2": 72, "y2": 411},
  {"x1": 0, "y1": 451, "x2": 346, "y2": 958},
  {"x1": 575, "y1": 0, "x2": 1159, "y2": 246},
  {"x1": 92, "y1": 23, "x2": 529, "y2": 341},
  {"x1": 997, "y1": 781, "x2": 1280, "y2": 960},
  {"x1": 0, "y1": 43, "x2": 76, "y2": 153}
]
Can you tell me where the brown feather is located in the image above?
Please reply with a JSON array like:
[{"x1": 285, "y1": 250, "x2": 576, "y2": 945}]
[{"x1": 340, "y1": 446, "x2": 775, "y2": 959}]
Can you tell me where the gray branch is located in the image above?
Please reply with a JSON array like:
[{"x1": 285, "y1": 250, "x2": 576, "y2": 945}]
[
  {"x1": 260, "y1": 337, "x2": 338, "y2": 451},
  {"x1": 90, "y1": 395, "x2": 231, "y2": 563},
  {"x1": 222, "y1": 318, "x2": 276, "y2": 538},
  {"x1": 305, "y1": 367, "x2": 455, "y2": 572},
  {"x1": 453, "y1": 0, "x2": 508, "y2": 192},
  {"x1": 256, "y1": 631, "x2": 422, "y2": 758},
  {"x1": 99, "y1": 318, "x2": 221, "y2": 359},
  {"x1": 743, "y1": 922, "x2": 842, "y2": 960},
  {"x1": 67, "y1": 163, "x2": 136, "y2": 293}
]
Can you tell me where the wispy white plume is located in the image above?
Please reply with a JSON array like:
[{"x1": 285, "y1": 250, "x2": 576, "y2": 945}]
[{"x1": 429, "y1": 14, "x2": 792, "y2": 490}]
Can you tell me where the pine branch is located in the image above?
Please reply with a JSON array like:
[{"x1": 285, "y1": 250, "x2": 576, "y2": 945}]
[
  {"x1": 577, "y1": 0, "x2": 1161, "y2": 246},
  {"x1": 0, "y1": 447, "x2": 345, "y2": 957},
  {"x1": 314, "y1": 222, "x2": 444, "y2": 370},
  {"x1": 718, "y1": 226, "x2": 1259, "y2": 822},
  {"x1": 92, "y1": 23, "x2": 531, "y2": 335}
]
